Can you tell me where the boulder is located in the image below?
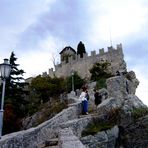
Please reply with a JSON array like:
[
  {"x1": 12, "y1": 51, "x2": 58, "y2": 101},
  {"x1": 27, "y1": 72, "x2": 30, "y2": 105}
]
[
  {"x1": 81, "y1": 125, "x2": 119, "y2": 148},
  {"x1": 99, "y1": 88, "x2": 109, "y2": 101},
  {"x1": 97, "y1": 94, "x2": 147, "y2": 126},
  {"x1": 124, "y1": 94, "x2": 147, "y2": 109},
  {"x1": 97, "y1": 97, "x2": 123, "y2": 115},
  {"x1": 106, "y1": 76, "x2": 129, "y2": 98},
  {"x1": 106, "y1": 74, "x2": 139, "y2": 99}
]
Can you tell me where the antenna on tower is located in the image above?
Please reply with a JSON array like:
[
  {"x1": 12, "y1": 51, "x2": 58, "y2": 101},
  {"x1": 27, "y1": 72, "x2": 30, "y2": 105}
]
[{"x1": 109, "y1": 24, "x2": 112, "y2": 47}]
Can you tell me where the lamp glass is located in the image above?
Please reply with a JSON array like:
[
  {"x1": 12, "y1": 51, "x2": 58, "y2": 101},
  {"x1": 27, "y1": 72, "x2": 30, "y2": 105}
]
[{"x1": 0, "y1": 59, "x2": 11, "y2": 79}]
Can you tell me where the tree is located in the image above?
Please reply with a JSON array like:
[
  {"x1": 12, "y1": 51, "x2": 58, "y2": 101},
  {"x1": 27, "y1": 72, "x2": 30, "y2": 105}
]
[
  {"x1": 77, "y1": 41, "x2": 86, "y2": 58},
  {"x1": 30, "y1": 75, "x2": 67, "y2": 103},
  {"x1": 30, "y1": 75, "x2": 51, "y2": 103},
  {"x1": 2, "y1": 52, "x2": 28, "y2": 134},
  {"x1": 89, "y1": 61, "x2": 112, "y2": 81},
  {"x1": 89, "y1": 62, "x2": 112, "y2": 88},
  {"x1": 5, "y1": 52, "x2": 28, "y2": 115},
  {"x1": 51, "y1": 53, "x2": 59, "y2": 70},
  {"x1": 66, "y1": 72, "x2": 84, "y2": 92}
]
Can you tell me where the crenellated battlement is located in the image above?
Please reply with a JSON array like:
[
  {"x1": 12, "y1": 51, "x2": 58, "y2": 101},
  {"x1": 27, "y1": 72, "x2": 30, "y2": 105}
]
[
  {"x1": 48, "y1": 43, "x2": 126, "y2": 78},
  {"x1": 60, "y1": 43, "x2": 122, "y2": 64}
]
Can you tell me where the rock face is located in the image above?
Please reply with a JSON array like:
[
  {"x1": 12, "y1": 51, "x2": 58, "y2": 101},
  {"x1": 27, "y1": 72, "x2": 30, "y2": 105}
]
[
  {"x1": 97, "y1": 94, "x2": 146, "y2": 116},
  {"x1": 105, "y1": 75, "x2": 146, "y2": 112},
  {"x1": 95, "y1": 75, "x2": 148, "y2": 147},
  {"x1": 98, "y1": 76, "x2": 147, "y2": 126},
  {"x1": 81, "y1": 125, "x2": 119, "y2": 148},
  {"x1": 120, "y1": 115, "x2": 148, "y2": 147},
  {"x1": 125, "y1": 71, "x2": 139, "y2": 94},
  {"x1": 107, "y1": 76, "x2": 129, "y2": 98},
  {"x1": 106, "y1": 71, "x2": 139, "y2": 99},
  {"x1": 79, "y1": 74, "x2": 147, "y2": 147}
]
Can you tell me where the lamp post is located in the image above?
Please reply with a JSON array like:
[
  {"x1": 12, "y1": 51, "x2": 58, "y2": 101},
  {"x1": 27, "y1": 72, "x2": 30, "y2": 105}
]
[
  {"x1": 71, "y1": 71, "x2": 74, "y2": 92},
  {"x1": 0, "y1": 59, "x2": 11, "y2": 138}
]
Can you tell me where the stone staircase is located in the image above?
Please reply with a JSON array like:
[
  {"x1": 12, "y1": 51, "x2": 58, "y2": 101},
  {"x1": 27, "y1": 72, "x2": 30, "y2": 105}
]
[
  {"x1": 38, "y1": 138, "x2": 58, "y2": 148},
  {"x1": 37, "y1": 113, "x2": 97, "y2": 148}
]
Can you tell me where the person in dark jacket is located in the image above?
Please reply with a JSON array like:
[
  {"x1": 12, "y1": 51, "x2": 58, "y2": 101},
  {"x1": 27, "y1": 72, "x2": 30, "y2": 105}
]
[{"x1": 93, "y1": 89, "x2": 102, "y2": 107}]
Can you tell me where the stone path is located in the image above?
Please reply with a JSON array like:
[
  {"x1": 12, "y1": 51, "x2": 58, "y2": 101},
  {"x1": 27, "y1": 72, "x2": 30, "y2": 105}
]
[{"x1": 78, "y1": 113, "x2": 98, "y2": 118}]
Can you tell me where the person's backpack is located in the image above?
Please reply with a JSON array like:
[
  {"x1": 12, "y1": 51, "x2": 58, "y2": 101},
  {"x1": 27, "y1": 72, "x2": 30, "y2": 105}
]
[
  {"x1": 86, "y1": 93, "x2": 89, "y2": 100},
  {"x1": 98, "y1": 93, "x2": 102, "y2": 101}
]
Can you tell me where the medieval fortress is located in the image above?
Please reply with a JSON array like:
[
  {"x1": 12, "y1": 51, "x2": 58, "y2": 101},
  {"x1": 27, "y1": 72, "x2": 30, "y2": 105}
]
[{"x1": 48, "y1": 43, "x2": 126, "y2": 78}]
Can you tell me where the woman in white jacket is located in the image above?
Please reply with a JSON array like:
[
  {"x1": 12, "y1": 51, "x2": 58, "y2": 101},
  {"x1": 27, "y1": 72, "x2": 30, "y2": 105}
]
[{"x1": 79, "y1": 87, "x2": 88, "y2": 115}]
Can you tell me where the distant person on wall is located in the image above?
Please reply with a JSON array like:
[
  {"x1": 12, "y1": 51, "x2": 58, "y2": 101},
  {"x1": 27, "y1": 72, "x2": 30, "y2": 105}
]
[
  {"x1": 93, "y1": 89, "x2": 102, "y2": 110},
  {"x1": 116, "y1": 71, "x2": 121, "y2": 76},
  {"x1": 79, "y1": 87, "x2": 88, "y2": 115}
]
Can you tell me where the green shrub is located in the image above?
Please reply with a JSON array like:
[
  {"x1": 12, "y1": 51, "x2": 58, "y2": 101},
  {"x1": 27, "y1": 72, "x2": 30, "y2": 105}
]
[
  {"x1": 132, "y1": 107, "x2": 148, "y2": 120},
  {"x1": 96, "y1": 78, "x2": 107, "y2": 89},
  {"x1": 81, "y1": 108, "x2": 121, "y2": 137},
  {"x1": 89, "y1": 61, "x2": 112, "y2": 81},
  {"x1": 34, "y1": 100, "x2": 68, "y2": 126},
  {"x1": 81, "y1": 122, "x2": 113, "y2": 137},
  {"x1": 66, "y1": 71, "x2": 84, "y2": 92}
]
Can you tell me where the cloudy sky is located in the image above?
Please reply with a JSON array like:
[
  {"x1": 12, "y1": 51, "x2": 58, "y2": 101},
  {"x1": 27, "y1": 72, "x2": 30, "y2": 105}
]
[{"x1": 0, "y1": 0, "x2": 148, "y2": 105}]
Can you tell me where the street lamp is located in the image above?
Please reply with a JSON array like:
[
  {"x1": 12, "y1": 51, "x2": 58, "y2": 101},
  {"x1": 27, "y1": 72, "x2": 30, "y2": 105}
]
[
  {"x1": 71, "y1": 71, "x2": 74, "y2": 92},
  {"x1": 0, "y1": 59, "x2": 11, "y2": 138}
]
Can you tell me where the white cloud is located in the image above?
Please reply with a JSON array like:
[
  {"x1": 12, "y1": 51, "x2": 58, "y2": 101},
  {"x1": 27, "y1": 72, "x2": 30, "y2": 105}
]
[
  {"x1": 17, "y1": 36, "x2": 65, "y2": 78},
  {"x1": 134, "y1": 69, "x2": 148, "y2": 106},
  {"x1": 88, "y1": 0, "x2": 148, "y2": 45}
]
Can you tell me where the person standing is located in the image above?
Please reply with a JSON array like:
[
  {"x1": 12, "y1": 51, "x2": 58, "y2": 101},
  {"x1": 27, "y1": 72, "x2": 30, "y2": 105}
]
[
  {"x1": 79, "y1": 87, "x2": 88, "y2": 115},
  {"x1": 93, "y1": 89, "x2": 102, "y2": 109}
]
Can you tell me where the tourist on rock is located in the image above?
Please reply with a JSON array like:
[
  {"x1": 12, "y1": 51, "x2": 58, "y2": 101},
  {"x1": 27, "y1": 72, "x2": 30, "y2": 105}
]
[{"x1": 79, "y1": 87, "x2": 88, "y2": 115}]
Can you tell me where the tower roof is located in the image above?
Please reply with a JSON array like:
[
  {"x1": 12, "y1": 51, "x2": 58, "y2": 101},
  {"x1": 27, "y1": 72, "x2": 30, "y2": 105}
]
[{"x1": 59, "y1": 46, "x2": 76, "y2": 54}]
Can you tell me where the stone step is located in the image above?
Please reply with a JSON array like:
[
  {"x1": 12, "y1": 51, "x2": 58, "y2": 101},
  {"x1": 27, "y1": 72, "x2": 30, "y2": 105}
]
[
  {"x1": 43, "y1": 146, "x2": 58, "y2": 148},
  {"x1": 38, "y1": 138, "x2": 58, "y2": 148},
  {"x1": 78, "y1": 113, "x2": 98, "y2": 118}
]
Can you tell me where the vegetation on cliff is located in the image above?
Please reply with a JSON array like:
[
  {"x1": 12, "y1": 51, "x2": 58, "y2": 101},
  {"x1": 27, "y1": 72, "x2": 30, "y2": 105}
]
[{"x1": 89, "y1": 61, "x2": 113, "y2": 89}]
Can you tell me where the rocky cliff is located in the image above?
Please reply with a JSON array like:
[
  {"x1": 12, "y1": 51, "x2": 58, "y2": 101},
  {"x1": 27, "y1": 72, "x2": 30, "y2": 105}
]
[{"x1": 83, "y1": 72, "x2": 148, "y2": 147}]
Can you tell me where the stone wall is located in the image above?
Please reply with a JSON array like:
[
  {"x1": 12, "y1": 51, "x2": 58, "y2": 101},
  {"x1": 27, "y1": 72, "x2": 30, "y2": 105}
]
[{"x1": 49, "y1": 43, "x2": 126, "y2": 78}]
